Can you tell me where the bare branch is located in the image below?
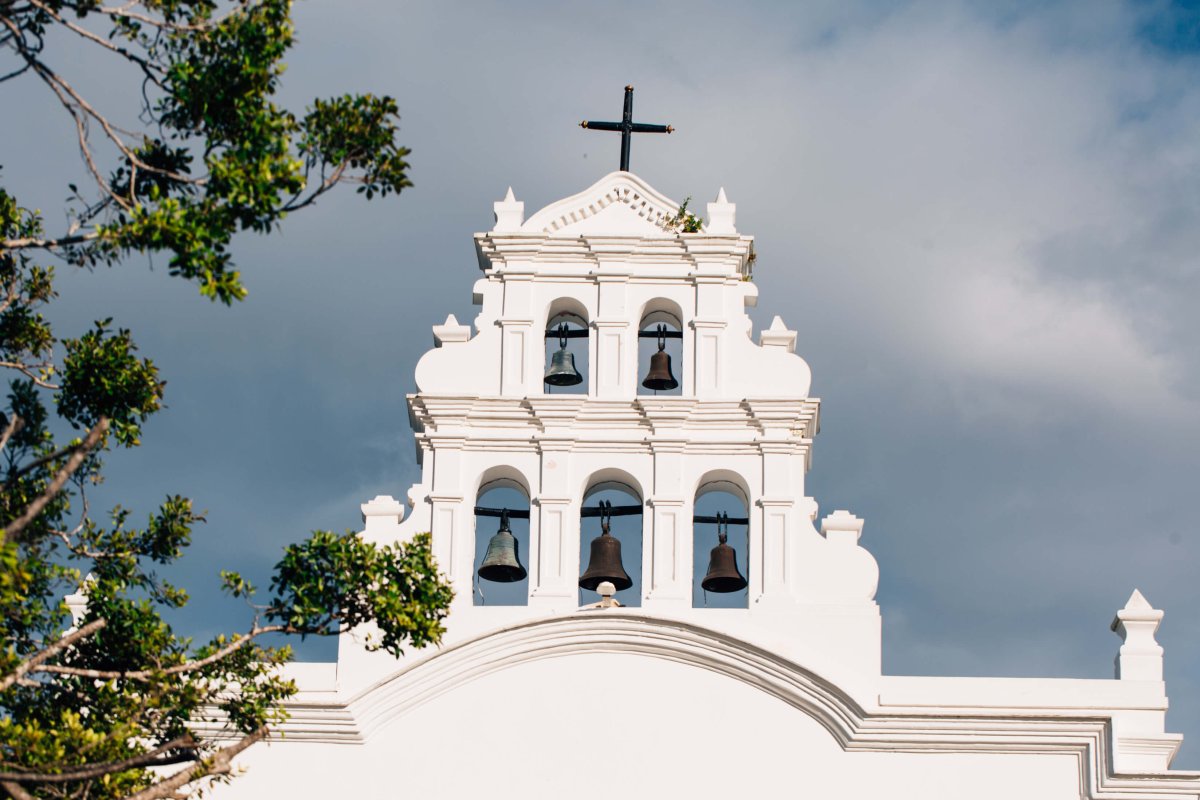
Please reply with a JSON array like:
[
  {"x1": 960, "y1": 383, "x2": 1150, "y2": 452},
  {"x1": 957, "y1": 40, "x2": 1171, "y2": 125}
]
[
  {"x1": 3, "y1": 417, "x2": 108, "y2": 542},
  {"x1": 0, "y1": 16, "x2": 195, "y2": 190},
  {"x1": 0, "y1": 779, "x2": 35, "y2": 800},
  {"x1": 9, "y1": 434, "x2": 104, "y2": 483},
  {"x1": 120, "y1": 727, "x2": 268, "y2": 800},
  {"x1": 0, "y1": 413, "x2": 21, "y2": 453},
  {"x1": 0, "y1": 618, "x2": 106, "y2": 692},
  {"x1": 0, "y1": 736, "x2": 198, "y2": 783},
  {"x1": 0, "y1": 360, "x2": 57, "y2": 389},
  {"x1": 37, "y1": 624, "x2": 291, "y2": 681},
  {"x1": 2, "y1": 231, "x2": 100, "y2": 251},
  {"x1": 280, "y1": 162, "x2": 347, "y2": 213},
  {"x1": 24, "y1": 0, "x2": 164, "y2": 89}
]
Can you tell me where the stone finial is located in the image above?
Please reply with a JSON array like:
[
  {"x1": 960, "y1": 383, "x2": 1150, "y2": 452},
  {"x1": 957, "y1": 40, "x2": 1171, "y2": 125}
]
[
  {"x1": 493, "y1": 186, "x2": 525, "y2": 232},
  {"x1": 581, "y1": 580, "x2": 623, "y2": 610},
  {"x1": 1111, "y1": 589, "x2": 1164, "y2": 681},
  {"x1": 759, "y1": 315, "x2": 797, "y2": 353},
  {"x1": 432, "y1": 314, "x2": 471, "y2": 347},
  {"x1": 361, "y1": 495, "x2": 405, "y2": 534},
  {"x1": 706, "y1": 187, "x2": 736, "y2": 234},
  {"x1": 820, "y1": 510, "x2": 864, "y2": 545}
]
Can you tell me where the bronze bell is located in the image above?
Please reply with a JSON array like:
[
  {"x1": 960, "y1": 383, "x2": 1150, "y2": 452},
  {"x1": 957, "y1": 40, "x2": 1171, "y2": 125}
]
[
  {"x1": 544, "y1": 323, "x2": 583, "y2": 387},
  {"x1": 477, "y1": 510, "x2": 527, "y2": 583},
  {"x1": 701, "y1": 515, "x2": 747, "y2": 593},
  {"x1": 641, "y1": 324, "x2": 678, "y2": 391},
  {"x1": 579, "y1": 503, "x2": 632, "y2": 591}
]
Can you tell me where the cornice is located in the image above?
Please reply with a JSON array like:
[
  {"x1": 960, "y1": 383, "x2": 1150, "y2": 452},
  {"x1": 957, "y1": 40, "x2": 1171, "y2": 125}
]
[{"x1": 407, "y1": 394, "x2": 819, "y2": 440}]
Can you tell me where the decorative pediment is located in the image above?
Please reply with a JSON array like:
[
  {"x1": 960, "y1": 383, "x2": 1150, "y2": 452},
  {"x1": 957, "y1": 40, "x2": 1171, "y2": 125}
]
[{"x1": 517, "y1": 170, "x2": 690, "y2": 236}]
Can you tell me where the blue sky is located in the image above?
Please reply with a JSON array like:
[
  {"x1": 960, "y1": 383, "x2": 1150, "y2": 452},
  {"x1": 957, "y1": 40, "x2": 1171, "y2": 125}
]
[{"x1": 5, "y1": 0, "x2": 1200, "y2": 766}]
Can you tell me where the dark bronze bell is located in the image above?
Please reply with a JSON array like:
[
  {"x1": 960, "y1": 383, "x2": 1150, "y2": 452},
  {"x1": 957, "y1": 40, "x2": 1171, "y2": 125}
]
[
  {"x1": 477, "y1": 510, "x2": 527, "y2": 583},
  {"x1": 544, "y1": 323, "x2": 583, "y2": 387},
  {"x1": 641, "y1": 324, "x2": 678, "y2": 391},
  {"x1": 701, "y1": 519, "x2": 747, "y2": 593},
  {"x1": 579, "y1": 504, "x2": 632, "y2": 592}
]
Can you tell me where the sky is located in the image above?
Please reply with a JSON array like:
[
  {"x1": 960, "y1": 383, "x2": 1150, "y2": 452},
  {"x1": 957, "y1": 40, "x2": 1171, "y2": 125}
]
[{"x1": 4, "y1": 0, "x2": 1200, "y2": 766}]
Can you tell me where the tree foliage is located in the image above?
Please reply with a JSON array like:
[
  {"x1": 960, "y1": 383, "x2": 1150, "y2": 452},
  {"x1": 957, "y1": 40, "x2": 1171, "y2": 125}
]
[{"x1": 0, "y1": 3, "x2": 452, "y2": 799}]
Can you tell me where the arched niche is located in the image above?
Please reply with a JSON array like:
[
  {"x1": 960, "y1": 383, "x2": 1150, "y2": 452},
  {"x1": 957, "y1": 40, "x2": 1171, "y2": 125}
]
[
  {"x1": 543, "y1": 298, "x2": 590, "y2": 395},
  {"x1": 472, "y1": 466, "x2": 532, "y2": 606},
  {"x1": 693, "y1": 471, "x2": 751, "y2": 609},
  {"x1": 637, "y1": 298, "x2": 684, "y2": 396},
  {"x1": 579, "y1": 469, "x2": 644, "y2": 608}
]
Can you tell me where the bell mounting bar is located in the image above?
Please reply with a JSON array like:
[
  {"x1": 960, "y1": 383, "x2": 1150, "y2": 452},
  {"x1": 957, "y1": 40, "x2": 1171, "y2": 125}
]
[
  {"x1": 543, "y1": 330, "x2": 682, "y2": 339},
  {"x1": 694, "y1": 515, "x2": 749, "y2": 525},
  {"x1": 475, "y1": 505, "x2": 746, "y2": 524},
  {"x1": 474, "y1": 506, "x2": 530, "y2": 519}
]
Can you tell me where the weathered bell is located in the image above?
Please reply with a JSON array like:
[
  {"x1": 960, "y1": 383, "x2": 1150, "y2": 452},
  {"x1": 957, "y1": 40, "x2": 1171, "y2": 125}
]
[
  {"x1": 701, "y1": 531, "x2": 747, "y2": 593},
  {"x1": 642, "y1": 325, "x2": 678, "y2": 391},
  {"x1": 579, "y1": 529, "x2": 632, "y2": 592},
  {"x1": 544, "y1": 346, "x2": 582, "y2": 387},
  {"x1": 477, "y1": 510, "x2": 527, "y2": 583},
  {"x1": 641, "y1": 348, "x2": 678, "y2": 391}
]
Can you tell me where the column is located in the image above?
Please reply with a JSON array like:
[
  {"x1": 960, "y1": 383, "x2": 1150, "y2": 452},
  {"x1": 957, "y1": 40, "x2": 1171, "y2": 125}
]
[{"x1": 529, "y1": 439, "x2": 576, "y2": 609}]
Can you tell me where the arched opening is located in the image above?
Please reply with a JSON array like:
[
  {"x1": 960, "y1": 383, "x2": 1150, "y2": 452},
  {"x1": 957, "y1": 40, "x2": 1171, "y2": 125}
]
[
  {"x1": 637, "y1": 302, "x2": 683, "y2": 397},
  {"x1": 693, "y1": 476, "x2": 750, "y2": 608},
  {"x1": 544, "y1": 302, "x2": 589, "y2": 394},
  {"x1": 473, "y1": 471, "x2": 531, "y2": 606},
  {"x1": 579, "y1": 472, "x2": 643, "y2": 607}
]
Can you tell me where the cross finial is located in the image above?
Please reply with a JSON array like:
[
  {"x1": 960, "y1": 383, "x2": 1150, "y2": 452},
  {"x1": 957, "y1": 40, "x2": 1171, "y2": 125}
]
[{"x1": 580, "y1": 85, "x2": 673, "y2": 172}]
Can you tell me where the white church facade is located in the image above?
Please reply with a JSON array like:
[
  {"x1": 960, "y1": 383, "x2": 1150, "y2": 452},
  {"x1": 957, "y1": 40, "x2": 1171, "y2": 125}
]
[{"x1": 215, "y1": 170, "x2": 1199, "y2": 799}]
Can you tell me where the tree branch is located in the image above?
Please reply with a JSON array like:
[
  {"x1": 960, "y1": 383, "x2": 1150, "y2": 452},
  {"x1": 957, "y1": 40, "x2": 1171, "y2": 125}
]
[
  {"x1": 0, "y1": 735, "x2": 197, "y2": 783},
  {"x1": 0, "y1": 413, "x2": 21, "y2": 453},
  {"x1": 9, "y1": 434, "x2": 102, "y2": 483},
  {"x1": 0, "y1": 360, "x2": 56, "y2": 389},
  {"x1": 120, "y1": 727, "x2": 267, "y2": 800},
  {"x1": 24, "y1": 0, "x2": 164, "y2": 89},
  {"x1": 0, "y1": 779, "x2": 34, "y2": 800},
  {"x1": 2, "y1": 231, "x2": 100, "y2": 251},
  {"x1": 3, "y1": 416, "x2": 108, "y2": 542},
  {"x1": 0, "y1": 618, "x2": 106, "y2": 692},
  {"x1": 36, "y1": 624, "x2": 290, "y2": 681}
]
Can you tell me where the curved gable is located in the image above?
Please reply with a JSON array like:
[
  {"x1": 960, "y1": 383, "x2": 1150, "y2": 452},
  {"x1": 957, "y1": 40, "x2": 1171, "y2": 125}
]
[{"x1": 520, "y1": 171, "x2": 692, "y2": 235}]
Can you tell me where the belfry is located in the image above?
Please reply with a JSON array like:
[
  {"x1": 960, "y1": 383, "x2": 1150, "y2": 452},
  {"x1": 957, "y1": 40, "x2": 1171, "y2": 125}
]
[{"x1": 215, "y1": 169, "x2": 1197, "y2": 800}]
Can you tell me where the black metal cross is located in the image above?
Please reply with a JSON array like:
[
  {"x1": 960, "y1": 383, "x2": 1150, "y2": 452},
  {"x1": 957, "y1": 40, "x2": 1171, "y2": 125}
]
[{"x1": 580, "y1": 85, "x2": 673, "y2": 172}]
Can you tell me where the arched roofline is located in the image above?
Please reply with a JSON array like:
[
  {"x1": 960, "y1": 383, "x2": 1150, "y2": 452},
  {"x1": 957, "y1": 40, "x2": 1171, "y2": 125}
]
[{"x1": 326, "y1": 613, "x2": 1131, "y2": 800}]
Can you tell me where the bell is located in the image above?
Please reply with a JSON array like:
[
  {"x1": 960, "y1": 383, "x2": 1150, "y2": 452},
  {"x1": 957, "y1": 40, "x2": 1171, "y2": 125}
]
[
  {"x1": 477, "y1": 510, "x2": 527, "y2": 583},
  {"x1": 701, "y1": 528, "x2": 747, "y2": 594},
  {"x1": 641, "y1": 348, "x2": 678, "y2": 391},
  {"x1": 544, "y1": 323, "x2": 583, "y2": 387},
  {"x1": 641, "y1": 325, "x2": 678, "y2": 391},
  {"x1": 544, "y1": 347, "x2": 582, "y2": 386},
  {"x1": 579, "y1": 528, "x2": 632, "y2": 592}
]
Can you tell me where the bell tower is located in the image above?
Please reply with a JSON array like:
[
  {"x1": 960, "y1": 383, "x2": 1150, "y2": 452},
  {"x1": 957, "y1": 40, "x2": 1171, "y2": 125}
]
[
  {"x1": 357, "y1": 169, "x2": 883, "y2": 690},
  {"x1": 215, "y1": 166, "x2": 1195, "y2": 800}
]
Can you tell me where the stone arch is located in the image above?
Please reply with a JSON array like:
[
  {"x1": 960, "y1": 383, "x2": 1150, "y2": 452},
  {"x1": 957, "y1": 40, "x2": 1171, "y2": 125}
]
[
  {"x1": 543, "y1": 297, "x2": 590, "y2": 395},
  {"x1": 350, "y1": 614, "x2": 861, "y2": 745},
  {"x1": 693, "y1": 469, "x2": 751, "y2": 608},
  {"x1": 472, "y1": 464, "x2": 533, "y2": 606},
  {"x1": 636, "y1": 297, "x2": 685, "y2": 396}
]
